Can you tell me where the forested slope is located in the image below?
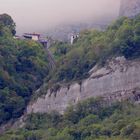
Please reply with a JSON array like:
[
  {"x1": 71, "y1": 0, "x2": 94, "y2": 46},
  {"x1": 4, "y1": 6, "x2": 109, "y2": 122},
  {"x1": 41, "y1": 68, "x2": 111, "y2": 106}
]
[
  {"x1": 0, "y1": 14, "x2": 49, "y2": 124},
  {"x1": 0, "y1": 98, "x2": 140, "y2": 140},
  {"x1": 39, "y1": 15, "x2": 140, "y2": 95}
]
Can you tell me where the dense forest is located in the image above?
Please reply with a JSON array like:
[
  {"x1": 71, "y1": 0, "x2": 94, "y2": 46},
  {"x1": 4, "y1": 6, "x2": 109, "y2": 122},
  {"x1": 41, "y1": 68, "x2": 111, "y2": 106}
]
[
  {"x1": 0, "y1": 98, "x2": 140, "y2": 140},
  {"x1": 0, "y1": 14, "x2": 49, "y2": 124}
]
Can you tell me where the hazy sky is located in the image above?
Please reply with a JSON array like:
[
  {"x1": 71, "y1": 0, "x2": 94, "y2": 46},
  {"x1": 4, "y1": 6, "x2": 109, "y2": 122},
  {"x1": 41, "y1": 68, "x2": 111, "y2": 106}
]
[{"x1": 0, "y1": 0, "x2": 121, "y2": 34}]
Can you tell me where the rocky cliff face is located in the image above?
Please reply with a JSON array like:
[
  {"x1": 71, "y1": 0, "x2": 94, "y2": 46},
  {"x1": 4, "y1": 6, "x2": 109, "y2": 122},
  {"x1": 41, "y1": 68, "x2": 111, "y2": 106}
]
[
  {"x1": 119, "y1": 0, "x2": 140, "y2": 17},
  {"x1": 27, "y1": 57, "x2": 140, "y2": 114}
]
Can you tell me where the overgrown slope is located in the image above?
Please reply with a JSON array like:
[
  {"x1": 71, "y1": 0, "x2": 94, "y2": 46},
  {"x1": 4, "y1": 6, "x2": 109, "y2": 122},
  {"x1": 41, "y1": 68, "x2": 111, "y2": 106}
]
[
  {"x1": 39, "y1": 15, "x2": 140, "y2": 94},
  {"x1": 1, "y1": 13, "x2": 140, "y2": 140},
  {"x1": 1, "y1": 98, "x2": 140, "y2": 140},
  {"x1": 0, "y1": 14, "x2": 49, "y2": 124}
]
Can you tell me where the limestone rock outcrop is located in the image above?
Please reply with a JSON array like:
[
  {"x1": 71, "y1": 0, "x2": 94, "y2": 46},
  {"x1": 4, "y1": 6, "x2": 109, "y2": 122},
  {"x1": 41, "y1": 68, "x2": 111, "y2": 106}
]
[{"x1": 27, "y1": 57, "x2": 140, "y2": 114}]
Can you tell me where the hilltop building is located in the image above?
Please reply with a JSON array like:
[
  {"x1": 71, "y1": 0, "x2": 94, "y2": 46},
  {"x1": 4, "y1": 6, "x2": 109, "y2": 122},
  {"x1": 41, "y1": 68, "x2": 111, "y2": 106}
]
[
  {"x1": 70, "y1": 34, "x2": 79, "y2": 45},
  {"x1": 23, "y1": 33, "x2": 40, "y2": 41},
  {"x1": 23, "y1": 33, "x2": 49, "y2": 48}
]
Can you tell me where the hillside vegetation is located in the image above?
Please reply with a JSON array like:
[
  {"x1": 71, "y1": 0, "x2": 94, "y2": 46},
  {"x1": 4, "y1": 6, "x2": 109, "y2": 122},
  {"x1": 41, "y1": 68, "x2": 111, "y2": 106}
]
[
  {"x1": 0, "y1": 14, "x2": 49, "y2": 124},
  {"x1": 47, "y1": 15, "x2": 140, "y2": 87},
  {"x1": 0, "y1": 13, "x2": 140, "y2": 140},
  {"x1": 0, "y1": 98, "x2": 140, "y2": 140}
]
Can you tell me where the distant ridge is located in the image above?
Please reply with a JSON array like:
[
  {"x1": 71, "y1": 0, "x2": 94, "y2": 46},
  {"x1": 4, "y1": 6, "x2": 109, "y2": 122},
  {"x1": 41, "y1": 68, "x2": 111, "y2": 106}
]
[
  {"x1": 46, "y1": 21, "x2": 108, "y2": 42},
  {"x1": 119, "y1": 0, "x2": 140, "y2": 17}
]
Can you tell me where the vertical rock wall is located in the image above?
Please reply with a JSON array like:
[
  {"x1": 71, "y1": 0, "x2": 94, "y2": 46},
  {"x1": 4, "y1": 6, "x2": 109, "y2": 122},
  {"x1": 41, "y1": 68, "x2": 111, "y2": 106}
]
[{"x1": 27, "y1": 57, "x2": 140, "y2": 114}]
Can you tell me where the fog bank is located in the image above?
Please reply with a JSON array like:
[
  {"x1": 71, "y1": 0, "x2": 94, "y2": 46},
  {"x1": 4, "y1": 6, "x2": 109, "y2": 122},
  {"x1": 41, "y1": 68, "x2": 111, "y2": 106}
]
[{"x1": 0, "y1": 0, "x2": 121, "y2": 34}]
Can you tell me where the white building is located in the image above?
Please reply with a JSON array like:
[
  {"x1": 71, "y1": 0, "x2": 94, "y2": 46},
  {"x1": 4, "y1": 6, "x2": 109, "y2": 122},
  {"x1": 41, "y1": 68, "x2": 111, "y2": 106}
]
[{"x1": 70, "y1": 34, "x2": 79, "y2": 45}]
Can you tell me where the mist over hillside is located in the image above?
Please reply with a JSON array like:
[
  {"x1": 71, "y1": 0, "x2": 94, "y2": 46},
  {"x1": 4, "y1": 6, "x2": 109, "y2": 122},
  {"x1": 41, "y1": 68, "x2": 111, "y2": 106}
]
[
  {"x1": 119, "y1": 0, "x2": 140, "y2": 17},
  {"x1": 0, "y1": 0, "x2": 120, "y2": 35},
  {"x1": 45, "y1": 18, "x2": 110, "y2": 42},
  {"x1": 47, "y1": 0, "x2": 140, "y2": 42}
]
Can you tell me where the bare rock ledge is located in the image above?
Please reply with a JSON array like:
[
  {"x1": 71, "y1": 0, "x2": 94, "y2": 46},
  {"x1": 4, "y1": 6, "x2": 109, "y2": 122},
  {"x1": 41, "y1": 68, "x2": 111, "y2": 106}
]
[{"x1": 27, "y1": 57, "x2": 140, "y2": 114}]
